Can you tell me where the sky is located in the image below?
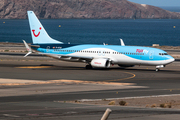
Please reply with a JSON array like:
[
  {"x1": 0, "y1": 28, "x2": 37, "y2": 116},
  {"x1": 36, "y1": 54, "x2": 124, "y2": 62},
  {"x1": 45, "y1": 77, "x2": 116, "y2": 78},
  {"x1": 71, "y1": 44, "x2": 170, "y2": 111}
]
[{"x1": 128, "y1": 0, "x2": 180, "y2": 7}]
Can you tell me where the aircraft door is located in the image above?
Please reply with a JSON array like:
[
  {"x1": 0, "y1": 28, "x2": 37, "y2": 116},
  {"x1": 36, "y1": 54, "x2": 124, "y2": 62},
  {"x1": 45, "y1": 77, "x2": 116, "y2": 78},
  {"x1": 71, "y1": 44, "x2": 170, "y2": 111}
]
[
  {"x1": 98, "y1": 51, "x2": 101, "y2": 56},
  {"x1": 149, "y1": 51, "x2": 154, "y2": 59},
  {"x1": 46, "y1": 46, "x2": 50, "y2": 53}
]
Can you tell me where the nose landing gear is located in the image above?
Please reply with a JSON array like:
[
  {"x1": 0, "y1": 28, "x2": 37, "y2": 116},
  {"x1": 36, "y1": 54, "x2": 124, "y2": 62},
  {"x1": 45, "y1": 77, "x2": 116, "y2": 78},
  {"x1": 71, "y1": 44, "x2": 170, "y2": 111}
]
[{"x1": 155, "y1": 65, "x2": 165, "y2": 72}]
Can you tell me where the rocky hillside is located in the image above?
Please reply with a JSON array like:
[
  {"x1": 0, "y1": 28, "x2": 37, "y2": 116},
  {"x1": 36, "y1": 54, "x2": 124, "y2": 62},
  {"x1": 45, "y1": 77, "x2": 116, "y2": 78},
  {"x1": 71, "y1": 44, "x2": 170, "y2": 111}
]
[{"x1": 0, "y1": 0, "x2": 180, "y2": 19}]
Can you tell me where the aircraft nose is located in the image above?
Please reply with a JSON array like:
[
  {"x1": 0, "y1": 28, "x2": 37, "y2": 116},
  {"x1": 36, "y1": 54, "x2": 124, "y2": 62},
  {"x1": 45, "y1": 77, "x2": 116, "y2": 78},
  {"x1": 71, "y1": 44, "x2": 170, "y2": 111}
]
[
  {"x1": 171, "y1": 58, "x2": 175, "y2": 62},
  {"x1": 169, "y1": 56, "x2": 175, "y2": 63}
]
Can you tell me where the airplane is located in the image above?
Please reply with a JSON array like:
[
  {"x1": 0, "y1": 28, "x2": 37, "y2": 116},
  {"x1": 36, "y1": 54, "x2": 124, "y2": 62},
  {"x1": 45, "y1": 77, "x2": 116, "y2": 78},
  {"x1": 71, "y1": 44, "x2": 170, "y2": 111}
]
[{"x1": 23, "y1": 11, "x2": 175, "y2": 72}]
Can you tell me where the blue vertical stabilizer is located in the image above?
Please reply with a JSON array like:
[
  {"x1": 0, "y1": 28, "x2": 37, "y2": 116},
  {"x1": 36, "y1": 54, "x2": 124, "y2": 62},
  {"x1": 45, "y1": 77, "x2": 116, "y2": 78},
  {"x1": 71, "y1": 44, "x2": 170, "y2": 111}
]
[{"x1": 27, "y1": 11, "x2": 63, "y2": 44}]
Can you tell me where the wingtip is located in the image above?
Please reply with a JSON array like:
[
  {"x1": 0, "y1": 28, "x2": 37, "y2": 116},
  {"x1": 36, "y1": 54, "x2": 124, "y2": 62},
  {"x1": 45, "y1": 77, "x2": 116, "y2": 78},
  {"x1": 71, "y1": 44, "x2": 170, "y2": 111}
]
[{"x1": 120, "y1": 38, "x2": 125, "y2": 46}]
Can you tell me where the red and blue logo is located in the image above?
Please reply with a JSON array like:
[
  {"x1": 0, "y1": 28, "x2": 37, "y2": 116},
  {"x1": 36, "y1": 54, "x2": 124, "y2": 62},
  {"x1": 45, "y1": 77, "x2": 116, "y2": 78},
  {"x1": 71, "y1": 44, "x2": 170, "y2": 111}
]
[
  {"x1": 136, "y1": 49, "x2": 143, "y2": 53},
  {"x1": 32, "y1": 27, "x2": 41, "y2": 37}
]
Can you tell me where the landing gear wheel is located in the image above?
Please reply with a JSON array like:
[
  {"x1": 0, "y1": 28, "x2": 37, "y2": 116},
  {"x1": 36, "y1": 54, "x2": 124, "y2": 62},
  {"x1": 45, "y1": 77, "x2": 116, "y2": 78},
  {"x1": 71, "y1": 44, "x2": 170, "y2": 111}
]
[
  {"x1": 155, "y1": 68, "x2": 159, "y2": 72},
  {"x1": 86, "y1": 65, "x2": 92, "y2": 69}
]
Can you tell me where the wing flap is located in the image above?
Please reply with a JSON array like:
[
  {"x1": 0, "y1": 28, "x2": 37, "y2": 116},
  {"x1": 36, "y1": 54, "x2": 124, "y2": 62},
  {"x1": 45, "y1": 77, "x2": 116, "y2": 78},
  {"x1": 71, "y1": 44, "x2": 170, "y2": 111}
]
[{"x1": 39, "y1": 53, "x2": 93, "y2": 60}]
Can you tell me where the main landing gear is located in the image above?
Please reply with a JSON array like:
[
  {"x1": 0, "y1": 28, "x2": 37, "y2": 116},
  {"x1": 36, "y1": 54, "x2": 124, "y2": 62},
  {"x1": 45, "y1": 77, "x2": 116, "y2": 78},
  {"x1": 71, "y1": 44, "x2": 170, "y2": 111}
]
[
  {"x1": 86, "y1": 64, "x2": 92, "y2": 69},
  {"x1": 155, "y1": 68, "x2": 160, "y2": 72}
]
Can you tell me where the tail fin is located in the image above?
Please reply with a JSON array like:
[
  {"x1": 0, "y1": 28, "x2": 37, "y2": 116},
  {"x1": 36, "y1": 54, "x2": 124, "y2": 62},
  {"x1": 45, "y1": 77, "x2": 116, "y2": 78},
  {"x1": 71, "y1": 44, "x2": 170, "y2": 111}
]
[{"x1": 27, "y1": 11, "x2": 63, "y2": 44}]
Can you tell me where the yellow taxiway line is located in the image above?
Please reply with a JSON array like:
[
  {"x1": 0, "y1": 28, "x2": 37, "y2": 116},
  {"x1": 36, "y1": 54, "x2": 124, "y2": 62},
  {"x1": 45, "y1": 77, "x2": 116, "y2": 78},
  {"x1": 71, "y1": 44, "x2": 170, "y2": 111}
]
[
  {"x1": 15, "y1": 66, "x2": 136, "y2": 83},
  {"x1": 105, "y1": 71, "x2": 136, "y2": 82},
  {"x1": 16, "y1": 66, "x2": 53, "y2": 69}
]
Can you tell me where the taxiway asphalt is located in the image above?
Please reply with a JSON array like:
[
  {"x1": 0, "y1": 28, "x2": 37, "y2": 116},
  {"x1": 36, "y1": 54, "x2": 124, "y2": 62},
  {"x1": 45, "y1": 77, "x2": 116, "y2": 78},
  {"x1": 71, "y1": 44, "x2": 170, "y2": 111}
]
[{"x1": 0, "y1": 56, "x2": 180, "y2": 119}]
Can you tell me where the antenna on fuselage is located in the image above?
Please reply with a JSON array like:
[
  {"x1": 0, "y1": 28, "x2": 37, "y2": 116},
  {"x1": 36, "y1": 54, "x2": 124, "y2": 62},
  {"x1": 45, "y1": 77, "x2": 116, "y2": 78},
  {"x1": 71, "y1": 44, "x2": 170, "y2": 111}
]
[{"x1": 120, "y1": 38, "x2": 125, "y2": 46}]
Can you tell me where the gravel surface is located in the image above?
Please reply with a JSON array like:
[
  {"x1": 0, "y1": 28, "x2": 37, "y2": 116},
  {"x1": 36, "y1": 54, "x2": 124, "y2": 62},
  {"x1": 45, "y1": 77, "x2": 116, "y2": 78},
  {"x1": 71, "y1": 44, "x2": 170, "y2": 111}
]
[{"x1": 67, "y1": 94, "x2": 180, "y2": 109}]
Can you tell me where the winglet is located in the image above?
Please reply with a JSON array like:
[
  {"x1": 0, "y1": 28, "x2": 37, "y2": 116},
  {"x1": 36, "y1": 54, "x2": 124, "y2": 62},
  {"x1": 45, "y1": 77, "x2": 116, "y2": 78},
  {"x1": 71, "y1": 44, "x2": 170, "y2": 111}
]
[
  {"x1": 23, "y1": 40, "x2": 32, "y2": 57},
  {"x1": 120, "y1": 38, "x2": 125, "y2": 46}
]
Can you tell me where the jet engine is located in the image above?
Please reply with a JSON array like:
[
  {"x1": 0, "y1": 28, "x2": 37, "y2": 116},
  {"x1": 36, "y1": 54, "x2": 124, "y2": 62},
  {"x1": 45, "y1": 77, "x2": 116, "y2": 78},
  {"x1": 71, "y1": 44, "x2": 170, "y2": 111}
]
[{"x1": 91, "y1": 58, "x2": 110, "y2": 68}]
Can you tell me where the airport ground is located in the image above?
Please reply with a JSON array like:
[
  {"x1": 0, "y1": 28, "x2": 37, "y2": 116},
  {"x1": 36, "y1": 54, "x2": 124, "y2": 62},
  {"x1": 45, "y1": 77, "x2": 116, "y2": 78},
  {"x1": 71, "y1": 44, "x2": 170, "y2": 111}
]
[{"x1": 1, "y1": 43, "x2": 180, "y2": 119}]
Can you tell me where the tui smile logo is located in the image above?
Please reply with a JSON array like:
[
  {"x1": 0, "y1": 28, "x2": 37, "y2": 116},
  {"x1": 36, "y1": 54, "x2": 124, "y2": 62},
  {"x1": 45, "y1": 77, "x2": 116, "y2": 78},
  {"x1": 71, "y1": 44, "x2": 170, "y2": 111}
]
[{"x1": 32, "y1": 27, "x2": 41, "y2": 37}]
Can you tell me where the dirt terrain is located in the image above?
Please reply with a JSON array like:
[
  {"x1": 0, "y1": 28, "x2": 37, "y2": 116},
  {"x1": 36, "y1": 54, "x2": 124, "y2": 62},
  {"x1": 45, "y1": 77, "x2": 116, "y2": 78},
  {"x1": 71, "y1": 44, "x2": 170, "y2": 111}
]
[
  {"x1": 1, "y1": 0, "x2": 180, "y2": 19},
  {"x1": 67, "y1": 94, "x2": 180, "y2": 109}
]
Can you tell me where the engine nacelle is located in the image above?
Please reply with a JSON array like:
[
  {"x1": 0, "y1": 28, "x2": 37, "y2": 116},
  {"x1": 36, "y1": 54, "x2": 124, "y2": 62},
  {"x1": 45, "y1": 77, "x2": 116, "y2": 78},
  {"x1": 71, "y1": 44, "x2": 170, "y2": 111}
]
[{"x1": 91, "y1": 58, "x2": 110, "y2": 68}]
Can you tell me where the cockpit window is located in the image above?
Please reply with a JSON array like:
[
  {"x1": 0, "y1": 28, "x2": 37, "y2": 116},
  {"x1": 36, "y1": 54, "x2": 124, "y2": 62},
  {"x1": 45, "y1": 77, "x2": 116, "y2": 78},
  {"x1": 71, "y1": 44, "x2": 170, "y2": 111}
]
[{"x1": 159, "y1": 53, "x2": 168, "y2": 55}]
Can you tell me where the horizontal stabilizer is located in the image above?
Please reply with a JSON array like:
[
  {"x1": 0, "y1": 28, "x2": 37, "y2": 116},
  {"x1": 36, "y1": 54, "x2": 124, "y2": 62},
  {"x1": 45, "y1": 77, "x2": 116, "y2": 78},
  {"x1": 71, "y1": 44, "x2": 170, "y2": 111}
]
[
  {"x1": 30, "y1": 45, "x2": 40, "y2": 48},
  {"x1": 24, "y1": 52, "x2": 32, "y2": 57}
]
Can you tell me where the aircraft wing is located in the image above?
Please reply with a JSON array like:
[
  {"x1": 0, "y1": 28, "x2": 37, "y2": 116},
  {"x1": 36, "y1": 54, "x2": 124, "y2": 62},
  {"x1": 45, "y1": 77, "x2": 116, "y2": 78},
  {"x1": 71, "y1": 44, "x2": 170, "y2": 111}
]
[{"x1": 39, "y1": 53, "x2": 93, "y2": 60}]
